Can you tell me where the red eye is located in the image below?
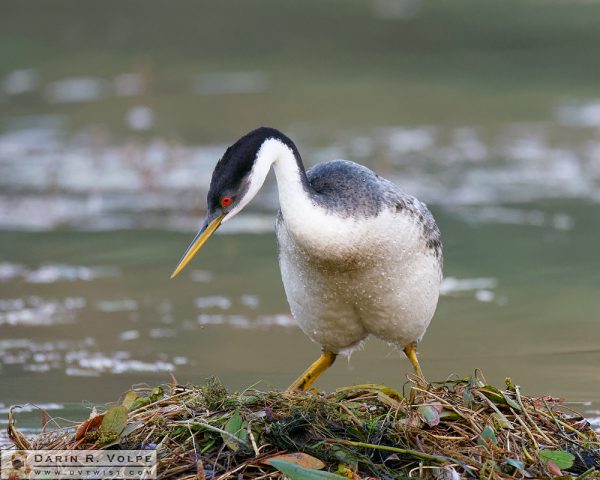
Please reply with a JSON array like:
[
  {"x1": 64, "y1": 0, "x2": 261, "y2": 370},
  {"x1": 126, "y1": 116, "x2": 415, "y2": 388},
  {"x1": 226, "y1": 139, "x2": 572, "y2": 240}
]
[{"x1": 220, "y1": 196, "x2": 232, "y2": 207}]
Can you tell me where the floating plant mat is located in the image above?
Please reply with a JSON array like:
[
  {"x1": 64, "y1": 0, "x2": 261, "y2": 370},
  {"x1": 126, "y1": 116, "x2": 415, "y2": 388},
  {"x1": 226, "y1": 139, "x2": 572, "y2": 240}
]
[{"x1": 6, "y1": 373, "x2": 600, "y2": 479}]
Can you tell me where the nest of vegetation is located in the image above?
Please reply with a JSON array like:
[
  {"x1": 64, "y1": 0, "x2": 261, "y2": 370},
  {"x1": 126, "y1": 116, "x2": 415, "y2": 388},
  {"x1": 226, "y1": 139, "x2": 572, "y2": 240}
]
[{"x1": 7, "y1": 372, "x2": 600, "y2": 479}]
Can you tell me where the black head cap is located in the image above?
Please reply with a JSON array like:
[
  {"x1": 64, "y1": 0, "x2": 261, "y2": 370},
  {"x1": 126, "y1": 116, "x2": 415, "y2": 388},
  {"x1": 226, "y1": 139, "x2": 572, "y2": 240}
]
[{"x1": 206, "y1": 127, "x2": 303, "y2": 213}]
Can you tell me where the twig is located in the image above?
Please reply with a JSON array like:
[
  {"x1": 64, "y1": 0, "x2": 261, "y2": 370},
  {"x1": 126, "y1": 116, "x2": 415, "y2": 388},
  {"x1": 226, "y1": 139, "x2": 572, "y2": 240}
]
[{"x1": 515, "y1": 386, "x2": 555, "y2": 445}]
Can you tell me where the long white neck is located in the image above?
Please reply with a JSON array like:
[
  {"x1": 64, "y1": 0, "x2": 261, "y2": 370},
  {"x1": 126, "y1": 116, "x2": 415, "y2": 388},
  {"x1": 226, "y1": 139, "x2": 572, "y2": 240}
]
[
  {"x1": 224, "y1": 137, "x2": 313, "y2": 225},
  {"x1": 269, "y1": 140, "x2": 312, "y2": 220}
]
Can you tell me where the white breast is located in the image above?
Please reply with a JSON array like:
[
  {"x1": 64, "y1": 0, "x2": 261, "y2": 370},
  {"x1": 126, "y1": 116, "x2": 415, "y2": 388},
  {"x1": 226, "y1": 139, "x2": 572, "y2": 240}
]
[{"x1": 276, "y1": 204, "x2": 442, "y2": 354}]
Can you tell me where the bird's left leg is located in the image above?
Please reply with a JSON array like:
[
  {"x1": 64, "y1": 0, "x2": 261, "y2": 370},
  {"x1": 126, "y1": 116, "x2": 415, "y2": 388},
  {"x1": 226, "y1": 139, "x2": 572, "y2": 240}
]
[
  {"x1": 287, "y1": 350, "x2": 337, "y2": 392},
  {"x1": 403, "y1": 341, "x2": 424, "y2": 378}
]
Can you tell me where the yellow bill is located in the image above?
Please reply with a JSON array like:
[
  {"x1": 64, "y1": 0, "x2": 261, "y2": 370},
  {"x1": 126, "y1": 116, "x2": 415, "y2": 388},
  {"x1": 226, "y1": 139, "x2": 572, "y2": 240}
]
[{"x1": 170, "y1": 213, "x2": 225, "y2": 279}]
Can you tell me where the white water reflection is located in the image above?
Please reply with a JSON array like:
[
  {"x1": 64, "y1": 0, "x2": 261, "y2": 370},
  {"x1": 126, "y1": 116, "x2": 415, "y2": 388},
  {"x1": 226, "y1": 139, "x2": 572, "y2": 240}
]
[
  {"x1": 440, "y1": 277, "x2": 503, "y2": 304},
  {"x1": 0, "y1": 297, "x2": 86, "y2": 326},
  {"x1": 0, "y1": 263, "x2": 119, "y2": 283},
  {"x1": 118, "y1": 330, "x2": 140, "y2": 341},
  {"x1": 240, "y1": 295, "x2": 260, "y2": 309},
  {"x1": 557, "y1": 99, "x2": 600, "y2": 128},
  {"x1": 65, "y1": 351, "x2": 177, "y2": 375},
  {"x1": 0, "y1": 336, "x2": 184, "y2": 376},
  {"x1": 195, "y1": 313, "x2": 302, "y2": 329},
  {"x1": 95, "y1": 299, "x2": 138, "y2": 313},
  {"x1": 189, "y1": 270, "x2": 214, "y2": 283},
  {"x1": 44, "y1": 77, "x2": 110, "y2": 104},
  {"x1": 2, "y1": 69, "x2": 40, "y2": 96},
  {"x1": 149, "y1": 328, "x2": 177, "y2": 339},
  {"x1": 195, "y1": 296, "x2": 231, "y2": 310},
  {"x1": 450, "y1": 207, "x2": 575, "y2": 230},
  {"x1": 586, "y1": 411, "x2": 600, "y2": 432},
  {"x1": 125, "y1": 106, "x2": 155, "y2": 131},
  {"x1": 0, "y1": 403, "x2": 64, "y2": 414}
]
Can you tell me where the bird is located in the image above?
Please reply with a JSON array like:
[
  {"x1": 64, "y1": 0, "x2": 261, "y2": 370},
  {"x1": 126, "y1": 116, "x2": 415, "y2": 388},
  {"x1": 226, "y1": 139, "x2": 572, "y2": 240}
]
[{"x1": 171, "y1": 127, "x2": 443, "y2": 392}]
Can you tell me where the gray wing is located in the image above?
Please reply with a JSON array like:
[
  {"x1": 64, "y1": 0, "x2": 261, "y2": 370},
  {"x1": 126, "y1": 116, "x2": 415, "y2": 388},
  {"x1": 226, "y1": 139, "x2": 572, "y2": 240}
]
[{"x1": 306, "y1": 160, "x2": 442, "y2": 259}]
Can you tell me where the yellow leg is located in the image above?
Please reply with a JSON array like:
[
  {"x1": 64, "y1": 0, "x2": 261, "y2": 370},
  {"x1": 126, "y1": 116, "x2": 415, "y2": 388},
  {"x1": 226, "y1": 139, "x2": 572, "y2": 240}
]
[
  {"x1": 403, "y1": 341, "x2": 424, "y2": 378},
  {"x1": 287, "y1": 350, "x2": 337, "y2": 392}
]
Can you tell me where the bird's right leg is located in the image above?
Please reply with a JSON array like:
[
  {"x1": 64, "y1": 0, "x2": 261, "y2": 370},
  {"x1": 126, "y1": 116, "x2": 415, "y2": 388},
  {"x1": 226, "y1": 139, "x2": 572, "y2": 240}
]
[
  {"x1": 403, "y1": 341, "x2": 424, "y2": 378},
  {"x1": 287, "y1": 350, "x2": 337, "y2": 392}
]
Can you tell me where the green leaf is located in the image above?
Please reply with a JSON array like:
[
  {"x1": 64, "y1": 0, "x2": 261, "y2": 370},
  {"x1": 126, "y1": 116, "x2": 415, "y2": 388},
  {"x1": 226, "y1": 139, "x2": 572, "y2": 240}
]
[
  {"x1": 330, "y1": 445, "x2": 358, "y2": 464},
  {"x1": 539, "y1": 450, "x2": 575, "y2": 470},
  {"x1": 479, "y1": 425, "x2": 498, "y2": 445},
  {"x1": 480, "y1": 386, "x2": 505, "y2": 404},
  {"x1": 479, "y1": 385, "x2": 522, "y2": 411},
  {"x1": 439, "y1": 409, "x2": 460, "y2": 421},
  {"x1": 491, "y1": 411, "x2": 513, "y2": 430},
  {"x1": 500, "y1": 391, "x2": 522, "y2": 411},
  {"x1": 129, "y1": 386, "x2": 164, "y2": 411},
  {"x1": 268, "y1": 459, "x2": 347, "y2": 479},
  {"x1": 121, "y1": 391, "x2": 139, "y2": 410},
  {"x1": 263, "y1": 453, "x2": 325, "y2": 470},
  {"x1": 418, "y1": 405, "x2": 440, "y2": 427},
  {"x1": 149, "y1": 386, "x2": 164, "y2": 402},
  {"x1": 240, "y1": 395, "x2": 260, "y2": 405},
  {"x1": 337, "y1": 384, "x2": 402, "y2": 400},
  {"x1": 505, "y1": 458, "x2": 525, "y2": 471},
  {"x1": 120, "y1": 420, "x2": 143, "y2": 439},
  {"x1": 222, "y1": 411, "x2": 247, "y2": 452},
  {"x1": 504, "y1": 377, "x2": 516, "y2": 391},
  {"x1": 200, "y1": 438, "x2": 216, "y2": 454},
  {"x1": 100, "y1": 406, "x2": 128, "y2": 436},
  {"x1": 377, "y1": 391, "x2": 402, "y2": 409}
]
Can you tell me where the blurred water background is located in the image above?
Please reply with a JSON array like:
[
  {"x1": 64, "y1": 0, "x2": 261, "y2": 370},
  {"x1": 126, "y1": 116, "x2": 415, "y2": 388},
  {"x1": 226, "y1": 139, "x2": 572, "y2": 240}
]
[{"x1": 1, "y1": 0, "x2": 599, "y2": 440}]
